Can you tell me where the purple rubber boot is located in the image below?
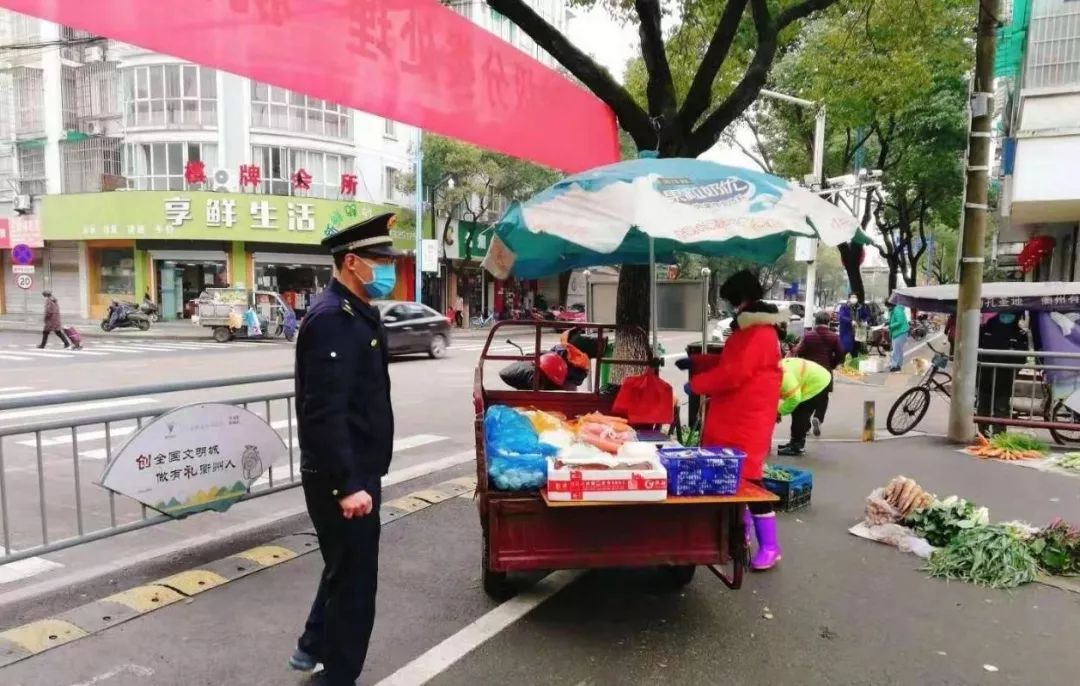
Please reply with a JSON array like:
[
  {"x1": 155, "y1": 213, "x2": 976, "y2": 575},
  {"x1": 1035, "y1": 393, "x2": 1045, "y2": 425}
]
[
  {"x1": 750, "y1": 512, "x2": 782, "y2": 571},
  {"x1": 742, "y1": 506, "x2": 754, "y2": 548}
]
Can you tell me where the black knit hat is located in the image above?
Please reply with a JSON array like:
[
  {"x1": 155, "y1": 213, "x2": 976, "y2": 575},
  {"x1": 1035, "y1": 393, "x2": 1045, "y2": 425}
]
[{"x1": 719, "y1": 269, "x2": 764, "y2": 305}]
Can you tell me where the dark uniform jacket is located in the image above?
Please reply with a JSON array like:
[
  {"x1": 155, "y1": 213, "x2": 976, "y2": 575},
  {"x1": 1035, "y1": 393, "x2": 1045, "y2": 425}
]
[{"x1": 296, "y1": 279, "x2": 393, "y2": 497}]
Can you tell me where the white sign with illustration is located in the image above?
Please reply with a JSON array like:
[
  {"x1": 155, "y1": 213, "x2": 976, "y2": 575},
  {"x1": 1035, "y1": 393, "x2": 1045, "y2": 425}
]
[{"x1": 99, "y1": 403, "x2": 288, "y2": 518}]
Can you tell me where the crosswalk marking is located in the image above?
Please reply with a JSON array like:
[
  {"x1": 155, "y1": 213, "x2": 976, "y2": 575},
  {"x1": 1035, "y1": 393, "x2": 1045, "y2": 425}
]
[
  {"x1": 0, "y1": 397, "x2": 157, "y2": 423},
  {"x1": 0, "y1": 355, "x2": 31, "y2": 361},
  {"x1": 0, "y1": 386, "x2": 33, "y2": 393},
  {"x1": 0, "y1": 546, "x2": 63, "y2": 585},
  {"x1": 0, "y1": 338, "x2": 280, "y2": 366}
]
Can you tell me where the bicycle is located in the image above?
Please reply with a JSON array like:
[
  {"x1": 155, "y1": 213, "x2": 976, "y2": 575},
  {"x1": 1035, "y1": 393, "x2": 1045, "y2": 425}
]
[
  {"x1": 886, "y1": 341, "x2": 952, "y2": 435},
  {"x1": 470, "y1": 312, "x2": 496, "y2": 328}
]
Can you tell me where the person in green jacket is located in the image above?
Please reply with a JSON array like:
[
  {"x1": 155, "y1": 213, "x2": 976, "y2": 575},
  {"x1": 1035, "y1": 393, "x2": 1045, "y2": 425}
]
[
  {"x1": 887, "y1": 301, "x2": 910, "y2": 372},
  {"x1": 776, "y1": 357, "x2": 832, "y2": 456}
]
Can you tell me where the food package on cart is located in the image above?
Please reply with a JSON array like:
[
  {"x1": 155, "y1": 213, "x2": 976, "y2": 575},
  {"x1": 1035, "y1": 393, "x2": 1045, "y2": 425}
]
[
  {"x1": 522, "y1": 409, "x2": 568, "y2": 434},
  {"x1": 547, "y1": 451, "x2": 667, "y2": 503},
  {"x1": 484, "y1": 405, "x2": 558, "y2": 492},
  {"x1": 551, "y1": 441, "x2": 658, "y2": 471},
  {"x1": 575, "y1": 412, "x2": 637, "y2": 454}
]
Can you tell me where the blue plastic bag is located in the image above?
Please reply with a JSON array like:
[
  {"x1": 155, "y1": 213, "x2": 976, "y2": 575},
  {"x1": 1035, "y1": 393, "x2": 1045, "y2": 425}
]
[{"x1": 484, "y1": 406, "x2": 556, "y2": 491}]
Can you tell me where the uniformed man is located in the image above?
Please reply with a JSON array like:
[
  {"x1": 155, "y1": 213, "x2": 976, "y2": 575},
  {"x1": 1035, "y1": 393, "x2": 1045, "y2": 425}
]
[{"x1": 289, "y1": 212, "x2": 401, "y2": 685}]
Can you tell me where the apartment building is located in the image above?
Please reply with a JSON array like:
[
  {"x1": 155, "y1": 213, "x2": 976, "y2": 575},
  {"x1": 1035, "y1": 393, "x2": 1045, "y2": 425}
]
[{"x1": 0, "y1": 12, "x2": 418, "y2": 319}]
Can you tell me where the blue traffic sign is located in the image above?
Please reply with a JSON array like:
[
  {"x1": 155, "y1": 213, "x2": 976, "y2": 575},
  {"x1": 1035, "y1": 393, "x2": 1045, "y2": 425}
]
[{"x1": 11, "y1": 243, "x2": 33, "y2": 266}]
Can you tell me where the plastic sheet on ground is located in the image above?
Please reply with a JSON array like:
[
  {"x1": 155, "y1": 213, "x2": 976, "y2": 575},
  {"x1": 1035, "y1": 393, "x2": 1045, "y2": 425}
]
[
  {"x1": 957, "y1": 449, "x2": 1080, "y2": 479},
  {"x1": 848, "y1": 521, "x2": 936, "y2": 559}
]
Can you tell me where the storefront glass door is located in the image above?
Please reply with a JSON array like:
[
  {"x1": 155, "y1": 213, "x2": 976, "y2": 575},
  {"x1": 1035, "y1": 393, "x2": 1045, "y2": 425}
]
[{"x1": 156, "y1": 260, "x2": 227, "y2": 319}]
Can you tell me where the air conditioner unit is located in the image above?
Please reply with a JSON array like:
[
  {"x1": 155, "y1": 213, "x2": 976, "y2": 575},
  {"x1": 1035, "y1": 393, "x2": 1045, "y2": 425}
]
[
  {"x1": 13, "y1": 194, "x2": 32, "y2": 212},
  {"x1": 83, "y1": 45, "x2": 106, "y2": 62},
  {"x1": 83, "y1": 120, "x2": 103, "y2": 135},
  {"x1": 211, "y1": 167, "x2": 234, "y2": 192}
]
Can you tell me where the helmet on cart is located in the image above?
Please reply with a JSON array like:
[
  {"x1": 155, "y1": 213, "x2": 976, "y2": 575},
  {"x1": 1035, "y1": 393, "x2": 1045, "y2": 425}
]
[{"x1": 538, "y1": 352, "x2": 568, "y2": 387}]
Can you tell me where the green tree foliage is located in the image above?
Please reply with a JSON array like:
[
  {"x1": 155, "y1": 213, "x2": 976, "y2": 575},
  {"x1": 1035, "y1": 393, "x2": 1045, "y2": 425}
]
[{"x1": 399, "y1": 134, "x2": 559, "y2": 260}]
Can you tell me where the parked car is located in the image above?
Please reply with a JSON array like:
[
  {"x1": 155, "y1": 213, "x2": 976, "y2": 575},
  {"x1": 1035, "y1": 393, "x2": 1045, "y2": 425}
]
[
  {"x1": 377, "y1": 301, "x2": 452, "y2": 358},
  {"x1": 709, "y1": 301, "x2": 804, "y2": 345}
]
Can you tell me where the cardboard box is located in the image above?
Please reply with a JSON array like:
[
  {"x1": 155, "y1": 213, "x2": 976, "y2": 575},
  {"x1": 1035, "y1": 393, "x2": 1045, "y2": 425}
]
[
  {"x1": 547, "y1": 459, "x2": 668, "y2": 502},
  {"x1": 859, "y1": 357, "x2": 888, "y2": 374}
]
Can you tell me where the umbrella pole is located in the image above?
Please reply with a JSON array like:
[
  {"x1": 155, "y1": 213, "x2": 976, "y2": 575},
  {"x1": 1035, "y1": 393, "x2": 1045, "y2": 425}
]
[{"x1": 649, "y1": 235, "x2": 658, "y2": 351}]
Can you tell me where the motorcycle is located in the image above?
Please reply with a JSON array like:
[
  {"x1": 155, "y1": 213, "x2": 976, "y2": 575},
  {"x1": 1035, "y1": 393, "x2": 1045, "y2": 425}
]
[
  {"x1": 102, "y1": 301, "x2": 151, "y2": 332},
  {"x1": 499, "y1": 338, "x2": 591, "y2": 391},
  {"x1": 139, "y1": 296, "x2": 161, "y2": 322},
  {"x1": 867, "y1": 324, "x2": 892, "y2": 356}
]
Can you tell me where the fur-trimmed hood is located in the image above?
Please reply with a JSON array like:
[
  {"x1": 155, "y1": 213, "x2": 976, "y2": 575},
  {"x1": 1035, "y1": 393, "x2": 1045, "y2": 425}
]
[{"x1": 734, "y1": 301, "x2": 787, "y2": 330}]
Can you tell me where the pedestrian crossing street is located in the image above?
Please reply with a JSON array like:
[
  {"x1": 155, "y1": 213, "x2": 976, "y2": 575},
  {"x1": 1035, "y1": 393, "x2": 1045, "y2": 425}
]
[{"x1": 0, "y1": 339, "x2": 272, "y2": 364}]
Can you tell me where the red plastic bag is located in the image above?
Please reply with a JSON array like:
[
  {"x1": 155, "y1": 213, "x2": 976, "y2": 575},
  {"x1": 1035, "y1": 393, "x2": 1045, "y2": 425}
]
[{"x1": 612, "y1": 370, "x2": 674, "y2": 426}]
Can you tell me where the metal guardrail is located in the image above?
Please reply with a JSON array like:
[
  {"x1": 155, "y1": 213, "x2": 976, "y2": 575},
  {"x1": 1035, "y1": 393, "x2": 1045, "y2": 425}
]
[
  {"x1": 972, "y1": 348, "x2": 1080, "y2": 442},
  {"x1": 0, "y1": 373, "x2": 299, "y2": 566}
]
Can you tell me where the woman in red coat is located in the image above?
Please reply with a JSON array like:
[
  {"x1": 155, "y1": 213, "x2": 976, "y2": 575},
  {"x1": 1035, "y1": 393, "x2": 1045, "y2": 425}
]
[{"x1": 689, "y1": 270, "x2": 784, "y2": 570}]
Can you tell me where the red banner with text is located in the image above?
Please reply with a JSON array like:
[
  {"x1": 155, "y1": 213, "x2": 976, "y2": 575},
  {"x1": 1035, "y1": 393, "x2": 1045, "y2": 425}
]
[{"x1": 0, "y1": 0, "x2": 618, "y2": 172}]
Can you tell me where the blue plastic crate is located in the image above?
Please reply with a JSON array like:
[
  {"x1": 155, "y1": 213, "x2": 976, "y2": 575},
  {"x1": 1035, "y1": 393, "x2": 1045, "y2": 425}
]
[
  {"x1": 762, "y1": 464, "x2": 813, "y2": 512},
  {"x1": 658, "y1": 447, "x2": 745, "y2": 496}
]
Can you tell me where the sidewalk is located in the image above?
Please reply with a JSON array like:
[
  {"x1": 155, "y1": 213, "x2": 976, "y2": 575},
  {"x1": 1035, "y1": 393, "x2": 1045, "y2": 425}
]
[
  {"x1": 0, "y1": 315, "x2": 215, "y2": 341},
  {"x1": 2, "y1": 437, "x2": 1077, "y2": 685}
]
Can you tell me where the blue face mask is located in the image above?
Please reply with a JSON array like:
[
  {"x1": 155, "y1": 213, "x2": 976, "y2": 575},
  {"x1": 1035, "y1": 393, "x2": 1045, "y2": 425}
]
[
  {"x1": 998, "y1": 313, "x2": 1017, "y2": 325},
  {"x1": 359, "y1": 260, "x2": 396, "y2": 299}
]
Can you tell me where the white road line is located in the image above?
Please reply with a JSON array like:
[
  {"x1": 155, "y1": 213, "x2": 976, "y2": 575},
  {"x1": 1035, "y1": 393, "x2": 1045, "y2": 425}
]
[
  {"x1": 67, "y1": 350, "x2": 111, "y2": 356},
  {"x1": 112, "y1": 344, "x2": 188, "y2": 352},
  {"x1": 0, "y1": 355, "x2": 31, "y2": 361},
  {"x1": 81, "y1": 346, "x2": 143, "y2": 353},
  {"x1": 0, "y1": 546, "x2": 64, "y2": 585},
  {"x1": 0, "y1": 389, "x2": 71, "y2": 401},
  {"x1": 11, "y1": 350, "x2": 77, "y2": 359},
  {"x1": 24, "y1": 417, "x2": 298, "y2": 449},
  {"x1": 374, "y1": 571, "x2": 581, "y2": 686},
  {"x1": 251, "y1": 434, "x2": 451, "y2": 487},
  {"x1": 0, "y1": 386, "x2": 32, "y2": 393},
  {"x1": 67, "y1": 663, "x2": 155, "y2": 686},
  {"x1": 0, "y1": 397, "x2": 157, "y2": 422},
  {"x1": 382, "y1": 449, "x2": 474, "y2": 486},
  {"x1": 905, "y1": 332, "x2": 944, "y2": 359}
]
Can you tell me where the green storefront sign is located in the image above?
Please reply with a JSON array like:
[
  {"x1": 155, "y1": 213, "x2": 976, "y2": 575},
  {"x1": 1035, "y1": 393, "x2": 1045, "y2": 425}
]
[
  {"x1": 41, "y1": 191, "x2": 420, "y2": 249},
  {"x1": 454, "y1": 220, "x2": 491, "y2": 260}
]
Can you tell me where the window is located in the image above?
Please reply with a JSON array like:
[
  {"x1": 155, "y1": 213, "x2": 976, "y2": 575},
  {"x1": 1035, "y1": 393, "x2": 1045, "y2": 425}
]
[
  {"x1": 250, "y1": 83, "x2": 351, "y2": 139},
  {"x1": 384, "y1": 118, "x2": 397, "y2": 138},
  {"x1": 122, "y1": 64, "x2": 217, "y2": 128},
  {"x1": 1026, "y1": 0, "x2": 1080, "y2": 88},
  {"x1": 61, "y1": 136, "x2": 123, "y2": 193},
  {"x1": 123, "y1": 142, "x2": 218, "y2": 190},
  {"x1": 96, "y1": 249, "x2": 135, "y2": 298},
  {"x1": 12, "y1": 67, "x2": 44, "y2": 136},
  {"x1": 16, "y1": 145, "x2": 46, "y2": 196},
  {"x1": 384, "y1": 166, "x2": 401, "y2": 203},
  {"x1": 251, "y1": 145, "x2": 356, "y2": 198}
]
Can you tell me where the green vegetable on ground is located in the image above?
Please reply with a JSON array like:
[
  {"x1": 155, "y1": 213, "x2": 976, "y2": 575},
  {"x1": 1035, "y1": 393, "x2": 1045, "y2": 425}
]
[
  {"x1": 1055, "y1": 452, "x2": 1080, "y2": 471},
  {"x1": 988, "y1": 432, "x2": 1048, "y2": 455},
  {"x1": 902, "y1": 496, "x2": 989, "y2": 548},
  {"x1": 927, "y1": 524, "x2": 1041, "y2": 589},
  {"x1": 764, "y1": 464, "x2": 795, "y2": 482},
  {"x1": 1029, "y1": 520, "x2": 1080, "y2": 576}
]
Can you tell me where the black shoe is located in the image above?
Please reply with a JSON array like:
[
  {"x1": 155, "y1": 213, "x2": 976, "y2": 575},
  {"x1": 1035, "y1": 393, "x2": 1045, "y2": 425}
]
[
  {"x1": 777, "y1": 444, "x2": 805, "y2": 457},
  {"x1": 36, "y1": 344, "x2": 45, "y2": 349},
  {"x1": 811, "y1": 417, "x2": 822, "y2": 437}
]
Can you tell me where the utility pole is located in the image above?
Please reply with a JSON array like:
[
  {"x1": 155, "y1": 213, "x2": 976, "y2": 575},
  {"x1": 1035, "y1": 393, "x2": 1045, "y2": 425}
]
[{"x1": 948, "y1": 0, "x2": 998, "y2": 442}]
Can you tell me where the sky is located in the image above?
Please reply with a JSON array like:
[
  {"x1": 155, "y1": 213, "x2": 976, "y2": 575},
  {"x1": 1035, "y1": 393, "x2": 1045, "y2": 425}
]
[{"x1": 565, "y1": 6, "x2": 758, "y2": 169}]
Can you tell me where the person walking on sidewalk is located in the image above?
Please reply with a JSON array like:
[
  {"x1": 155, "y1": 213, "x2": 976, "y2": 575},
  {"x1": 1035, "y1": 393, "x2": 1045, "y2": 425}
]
[
  {"x1": 687, "y1": 270, "x2": 785, "y2": 571},
  {"x1": 290, "y1": 213, "x2": 403, "y2": 686},
  {"x1": 39, "y1": 291, "x2": 71, "y2": 349},
  {"x1": 791, "y1": 311, "x2": 844, "y2": 437},
  {"x1": 776, "y1": 357, "x2": 832, "y2": 457},
  {"x1": 887, "y1": 301, "x2": 909, "y2": 372}
]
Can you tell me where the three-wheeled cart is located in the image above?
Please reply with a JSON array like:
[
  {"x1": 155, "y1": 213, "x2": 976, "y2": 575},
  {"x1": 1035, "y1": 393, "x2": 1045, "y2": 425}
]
[
  {"x1": 473, "y1": 320, "x2": 777, "y2": 599},
  {"x1": 195, "y1": 288, "x2": 298, "y2": 343}
]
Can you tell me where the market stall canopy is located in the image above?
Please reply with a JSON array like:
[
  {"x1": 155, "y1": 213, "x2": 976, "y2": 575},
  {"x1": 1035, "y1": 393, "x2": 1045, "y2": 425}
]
[
  {"x1": 482, "y1": 158, "x2": 869, "y2": 280},
  {"x1": 890, "y1": 282, "x2": 1080, "y2": 313}
]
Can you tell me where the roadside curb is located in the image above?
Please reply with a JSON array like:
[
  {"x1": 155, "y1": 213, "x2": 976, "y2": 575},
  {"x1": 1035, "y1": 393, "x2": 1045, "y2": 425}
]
[
  {"x1": 0, "y1": 321, "x2": 214, "y2": 343},
  {"x1": 0, "y1": 474, "x2": 477, "y2": 668}
]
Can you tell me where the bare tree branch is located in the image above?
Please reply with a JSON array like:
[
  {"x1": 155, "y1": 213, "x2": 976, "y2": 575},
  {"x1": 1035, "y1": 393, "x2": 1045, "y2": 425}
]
[
  {"x1": 777, "y1": 0, "x2": 841, "y2": 30},
  {"x1": 678, "y1": 0, "x2": 750, "y2": 128},
  {"x1": 720, "y1": 118, "x2": 773, "y2": 173},
  {"x1": 634, "y1": 0, "x2": 677, "y2": 121},
  {"x1": 487, "y1": 0, "x2": 655, "y2": 149}
]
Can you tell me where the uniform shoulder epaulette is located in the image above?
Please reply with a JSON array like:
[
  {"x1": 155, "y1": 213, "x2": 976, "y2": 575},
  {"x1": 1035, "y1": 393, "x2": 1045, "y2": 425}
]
[{"x1": 340, "y1": 297, "x2": 355, "y2": 317}]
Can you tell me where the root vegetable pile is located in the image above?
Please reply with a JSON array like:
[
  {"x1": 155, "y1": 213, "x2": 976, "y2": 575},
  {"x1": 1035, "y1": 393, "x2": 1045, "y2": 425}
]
[{"x1": 964, "y1": 432, "x2": 1047, "y2": 461}]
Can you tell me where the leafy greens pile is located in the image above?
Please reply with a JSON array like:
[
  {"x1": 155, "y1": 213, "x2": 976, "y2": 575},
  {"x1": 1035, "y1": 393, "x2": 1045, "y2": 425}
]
[
  {"x1": 927, "y1": 524, "x2": 1041, "y2": 589},
  {"x1": 901, "y1": 496, "x2": 989, "y2": 548}
]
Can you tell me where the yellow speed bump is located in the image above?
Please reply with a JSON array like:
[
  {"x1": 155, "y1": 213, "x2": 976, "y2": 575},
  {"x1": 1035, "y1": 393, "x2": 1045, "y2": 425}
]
[
  {"x1": 232, "y1": 545, "x2": 297, "y2": 567},
  {"x1": 0, "y1": 619, "x2": 87, "y2": 654},
  {"x1": 408, "y1": 488, "x2": 456, "y2": 505},
  {"x1": 103, "y1": 584, "x2": 184, "y2": 613},
  {"x1": 156, "y1": 569, "x2": 229, "y2": 596},
  {"x1": 383, "y1": 495, "x2": 430, "y2": 514}
]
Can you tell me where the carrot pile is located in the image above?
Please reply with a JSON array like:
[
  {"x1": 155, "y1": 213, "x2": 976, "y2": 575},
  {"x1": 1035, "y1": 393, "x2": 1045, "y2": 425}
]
[
  {"x1": 574, "y1": 413, "x2": 636, "y2": 454},
  {"x1": 964, "y1": 432, "x2": 1047, "y2": 461}
]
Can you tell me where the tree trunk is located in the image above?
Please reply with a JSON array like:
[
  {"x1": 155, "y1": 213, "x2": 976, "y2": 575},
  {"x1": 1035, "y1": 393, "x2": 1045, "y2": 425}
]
[
  {"x1": 610, "y1": 264, "x2": 652, "y2": 384},
  {"x1": 838, "y1": 242, "x2": 865, "y2": 302},
  {"x1": 557, "y1": 270, "x2": 571, "y2": 306}
]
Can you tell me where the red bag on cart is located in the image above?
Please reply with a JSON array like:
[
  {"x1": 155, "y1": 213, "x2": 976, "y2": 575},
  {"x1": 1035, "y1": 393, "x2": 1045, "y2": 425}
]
[
  {"x1": 612, "y1": 370, "x2": 674, "y2": 426},
  {"x1": 63, "y1": 326, "x2": 83, "y2": 349}
]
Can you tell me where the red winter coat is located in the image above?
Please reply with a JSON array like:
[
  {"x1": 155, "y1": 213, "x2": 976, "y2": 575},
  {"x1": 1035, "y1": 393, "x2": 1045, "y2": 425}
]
[{"x1": 689, "y1": 308, "x2": 784, "y2": 481}]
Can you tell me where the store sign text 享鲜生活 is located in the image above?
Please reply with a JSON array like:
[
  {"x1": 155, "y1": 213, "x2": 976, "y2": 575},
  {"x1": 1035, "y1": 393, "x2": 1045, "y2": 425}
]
[{"x1": 40, "y1": 191, "x2": 420, "y2": 249}]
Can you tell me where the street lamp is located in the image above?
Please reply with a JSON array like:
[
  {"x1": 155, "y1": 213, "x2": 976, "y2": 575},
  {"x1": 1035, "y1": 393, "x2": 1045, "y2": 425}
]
[
  {"x1": 758, "y1": 89, "x2": 825, "y2": 318},
  {"x1": 425, "y1": 175, "x2": 455, "y2": 310}
]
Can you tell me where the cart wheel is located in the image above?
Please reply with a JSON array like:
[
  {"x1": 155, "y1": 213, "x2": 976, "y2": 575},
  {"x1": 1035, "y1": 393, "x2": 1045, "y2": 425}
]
[
  {"x1": 886, "y1": 386, "x2": 930, "y2": 436},
  {"x1": 482, "y1": 533, "x2": 515, "y2": 601},
  {"x1": 1047, "y1": 399, "x2": 1080, "y2": 445},
  {"x1": 657, "y1": 565, "x2": 696, "y2": 590},
  {"x1": 212, "y1": 326, "x2": 232, "y2": 343}
]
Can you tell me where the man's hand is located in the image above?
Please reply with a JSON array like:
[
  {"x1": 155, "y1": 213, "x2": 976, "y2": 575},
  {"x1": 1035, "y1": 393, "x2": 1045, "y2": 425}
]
[{"x1": 338, "y1": 490, "x2": 373, "y2": 519}]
